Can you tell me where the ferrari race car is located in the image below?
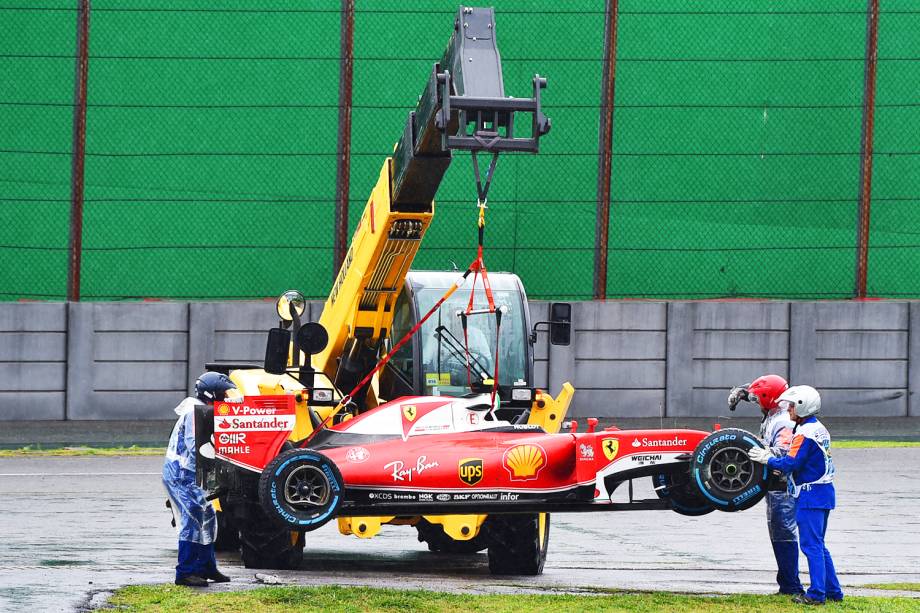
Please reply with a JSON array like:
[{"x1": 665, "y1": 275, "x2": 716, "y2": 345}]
[{"x1": 203, "y1": 391, "x2": 769, "y2": 572}]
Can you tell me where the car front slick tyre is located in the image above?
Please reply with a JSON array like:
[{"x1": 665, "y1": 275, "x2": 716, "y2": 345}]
[
  {"x1": 691, "y1": 428, "x2": 768, "y2": 512},
  {"x1": 485, "y1": 513, "x2": 549, "y2": 576},
  {"x1": 259, "y1": 449, "x2": 343, "y2": 531},
  {"x1": 653, "y1": 471, "x2": 715, "y2": 517}
]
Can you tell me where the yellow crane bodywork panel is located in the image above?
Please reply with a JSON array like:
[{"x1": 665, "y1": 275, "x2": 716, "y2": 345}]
[
  {"x1": 314, "y1": 159, "x2": 434, "y2": 384},
  {"x1": 528, "y1": 382, "x2": 575, "y2": 434}
]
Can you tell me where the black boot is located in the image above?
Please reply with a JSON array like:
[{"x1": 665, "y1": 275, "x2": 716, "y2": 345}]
[
  {"x1": 175, "y1": 574, "x2": 210, "y2": 587},
  {"x1": 205, "y1": 569, "x2": 231, "y2": 583},
  {"x1": 791, "y1": 594, "x2": 824, "y2": 606}
]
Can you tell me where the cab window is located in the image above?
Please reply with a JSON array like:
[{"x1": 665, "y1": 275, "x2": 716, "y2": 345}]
[{"x1": 388, "y1": 291, "x2": 414, "y2": 383}]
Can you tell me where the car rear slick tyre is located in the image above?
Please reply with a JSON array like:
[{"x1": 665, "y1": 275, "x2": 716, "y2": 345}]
[
  {"x1": 653, "y1": 472, "x2": 714, "y2": 517},
  {"x1": 691, "y1": 428, "x2": 768, "y2": 512},
  {"x1": 259, "y1": 449, "x2": 343, "y2": 531},
  {"x1": 485, "y1": 513, "x2": 550, "y2": 575}
]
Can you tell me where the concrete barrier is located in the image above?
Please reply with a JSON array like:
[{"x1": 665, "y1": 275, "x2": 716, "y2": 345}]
[{"x1": 0, "y1": 300, "x2": 916, "y2": 420}]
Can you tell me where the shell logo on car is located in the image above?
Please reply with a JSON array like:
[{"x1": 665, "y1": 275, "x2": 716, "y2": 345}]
[
  {"x1": 217, "y1": 403, "x2": 230, "y2": 416},
  {"x1": 503, "y1": 444, "x2": 547, "y2": 481}
]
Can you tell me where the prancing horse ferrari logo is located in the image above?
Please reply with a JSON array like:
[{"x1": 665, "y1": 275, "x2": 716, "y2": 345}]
[
  {"x1": 602, "y1": 438, "x2": 619, "y2": 461},
  {"x1": 402, "y1": 405, "x2": 417, "y2": 421}
]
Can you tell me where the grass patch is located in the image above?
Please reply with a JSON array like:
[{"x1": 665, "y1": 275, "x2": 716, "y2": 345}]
[
  {"x1": 834, "y1": 441, "x2": 920, "y2": 449},
  {"x1": 0, "y1": 445, "x2": 165, "y2": 457},
  {"x1": 108, "y1": 585, "x2": 920, "y2": 613},
  {"x1": 864, "y1": 584, "x2": 920, "y2": 592}
]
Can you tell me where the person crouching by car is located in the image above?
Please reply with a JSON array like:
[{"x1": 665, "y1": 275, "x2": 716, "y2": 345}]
[
  {"x1": 728, "y1": 374, "x2": 803, "y2": 597},
  {"x1": 748, "y1": 385, "x2": 844, "y2": 605},
  {"x1": 163, "y1": 372, "x2": 235, "y2": 587}
]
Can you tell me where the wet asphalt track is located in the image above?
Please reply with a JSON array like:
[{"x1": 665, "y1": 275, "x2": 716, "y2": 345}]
[{"x1": 1, "y1": 449, "x2": 918, "y2": 612}]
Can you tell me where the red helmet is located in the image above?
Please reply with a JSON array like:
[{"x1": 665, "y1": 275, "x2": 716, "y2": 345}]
[{"x1": 747, "y1": 375, "x2": 788, "y2": 411}]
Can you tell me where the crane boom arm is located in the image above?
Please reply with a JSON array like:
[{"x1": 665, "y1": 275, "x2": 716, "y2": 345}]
[{"x1": 313, "y1": 6, "x2": 550, "y2": 408}]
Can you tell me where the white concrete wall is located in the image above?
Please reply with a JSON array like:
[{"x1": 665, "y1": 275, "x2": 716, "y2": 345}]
[
  {"x1": 0, "y1": 304, "x2": 67, "y2": 420},
  {"x1": 0, "y1": 300, "x2": 916, "y2": 420}
]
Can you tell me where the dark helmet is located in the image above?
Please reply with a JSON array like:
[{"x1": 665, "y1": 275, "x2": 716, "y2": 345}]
[{"x1": 195, "y1": 372, "x2": 236, "y2": 403}]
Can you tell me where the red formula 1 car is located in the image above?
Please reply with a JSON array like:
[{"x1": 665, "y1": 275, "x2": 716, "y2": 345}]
[{"x1": 210, "y1": 393, "x2": 769, "y2": 552}]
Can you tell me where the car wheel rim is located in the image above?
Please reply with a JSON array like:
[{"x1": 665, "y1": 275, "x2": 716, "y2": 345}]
[
  {"x1": 709, "y1": 447, "x2": 754, "y2": 492},
  {"x1": 284, "y1": 465, "x2": 330, "y2": 507}
]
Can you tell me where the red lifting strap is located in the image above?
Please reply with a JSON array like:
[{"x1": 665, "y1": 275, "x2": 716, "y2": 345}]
[
  {"x1": 305, "y1": 163, "x2": 506, "y2": 441},
  {"x1": 302, "y1": 267, "x2": 474, "y2": 445}
]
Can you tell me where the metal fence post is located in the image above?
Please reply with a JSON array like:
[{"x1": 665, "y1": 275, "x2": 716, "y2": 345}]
[
  {"x1": 855, "y1": 0, "x2": 880, "y2": 298},
  {"x1": 68, "y1": 0, "x2": 91, "y2": 302},
  {"x1": 593, "y1": 0, "x2": 619, "y2": 300},
  {"x1": 910, "y1": 302, "x2": 920, "y2": 417},
  {"x1": 333, "y1": 0, "x2": 356, "y2": 281}
]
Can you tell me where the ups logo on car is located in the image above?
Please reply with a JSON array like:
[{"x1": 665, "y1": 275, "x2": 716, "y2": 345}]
[{"x1": 458, "y1": 458, "x2": 483, "y2": 486}]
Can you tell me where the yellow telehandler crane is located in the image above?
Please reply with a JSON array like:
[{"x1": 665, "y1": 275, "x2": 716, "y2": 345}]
[{"x1": 198, "y1": 6, "x2": 575, "y2": 573}]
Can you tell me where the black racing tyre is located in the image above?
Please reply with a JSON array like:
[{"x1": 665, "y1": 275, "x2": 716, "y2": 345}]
[
  {"x1": 485, "y1": 513, "x2": 550, "y2": 575},
  {"x1": 214, "y1": 507, "x2": 240, "y2": 551},
  {"x1": 653, "y1": 472, "x2": 714, "y2": 517},
  {"x1": 691, "y1": 428, "x2": 768, "y2": 512},
  {"x1": 416, "y1": 518, "x2": 489, "y2": 554},
  {"x1": 239, "y1": 520, "x2": 305, "y2": 570},
  {"x1": 259, "y1": 449, "x2": 343, "y2": 531}
]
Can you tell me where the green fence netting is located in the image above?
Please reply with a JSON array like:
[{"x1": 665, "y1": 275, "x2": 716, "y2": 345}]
[{"x1": 1, "y1": 1, "x2": 918, "y2": 301}]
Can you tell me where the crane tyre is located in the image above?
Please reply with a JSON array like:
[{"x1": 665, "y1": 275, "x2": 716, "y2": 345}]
[
  {"x1": 416, "y1": 518, "x2": 489, "y2": 554},
  {"x1": 485, "y1": 513, "x2": 550, "y2": 575},
  {"x1": 239, "y1": 520, "x2": 304, "y2": 570},
  {"x1": 213, "y1": 507, "x2": 240, "y2": 551}
]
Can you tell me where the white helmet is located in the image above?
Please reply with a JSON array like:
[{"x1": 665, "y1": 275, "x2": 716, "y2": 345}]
[{"x1": 777, "y1": 385, "x2": 821, "y2": 418}]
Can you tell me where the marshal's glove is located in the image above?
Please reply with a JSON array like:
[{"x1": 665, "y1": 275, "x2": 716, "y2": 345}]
[
  {"x1": 727, "y1": 386, "x2": 749, "y2": 411},
  {"x1": 748, "y1": 447, "x2": 771, "y2": 464}
]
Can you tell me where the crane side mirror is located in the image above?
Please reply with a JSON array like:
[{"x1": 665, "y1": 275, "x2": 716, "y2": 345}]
[
  {"x1": 264, "y1": 327, "x2": 291, "y2": 375},
  {"x1": 549, "y1": 302, "x2": 571, "y2": 346},
  {"x1": 296, "y1": 322, "x2": 329, "y2": 355},
  {"x1": 276, "y1": 290, "x2": 306, "y2": 322}
]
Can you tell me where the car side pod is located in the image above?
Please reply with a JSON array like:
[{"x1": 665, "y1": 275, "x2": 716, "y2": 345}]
[
  {"x1": 259, "y1": 449, "x2": 344, "y2": 531},
  {"x1": 690, "y1": 428, "x2": 769, "y2": 512}
]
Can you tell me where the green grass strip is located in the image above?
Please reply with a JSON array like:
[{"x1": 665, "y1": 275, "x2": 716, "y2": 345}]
[
  {"x1": 834, "y1": 440, "x2": 920, "y2": 449},
  {"x1": 0, "y1": 445, "x2": 165, "y2": 457},
  {"x1": 109, "y1": 585, "x2": 920, "y2": 613},
  {"x1": 863, "y1": 583, "x2": 920, "y2": 592}
]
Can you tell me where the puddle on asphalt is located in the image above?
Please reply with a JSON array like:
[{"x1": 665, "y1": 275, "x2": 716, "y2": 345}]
[{"x1": 39, "y1": 559, "x2": 92, "y2": 567}]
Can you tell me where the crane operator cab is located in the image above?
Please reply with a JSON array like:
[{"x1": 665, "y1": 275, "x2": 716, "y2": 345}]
[{"x1": 379, "y1": 270, "x2": 567, "y2": 422}]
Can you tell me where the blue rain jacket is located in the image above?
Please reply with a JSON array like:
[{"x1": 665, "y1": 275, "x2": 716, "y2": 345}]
[
  {"x1": 163, "y1": 397, "x2": 216, "y2": 545},
  {"x1": 768, "y1": 416, "x2": 836, "y2": 510}
]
